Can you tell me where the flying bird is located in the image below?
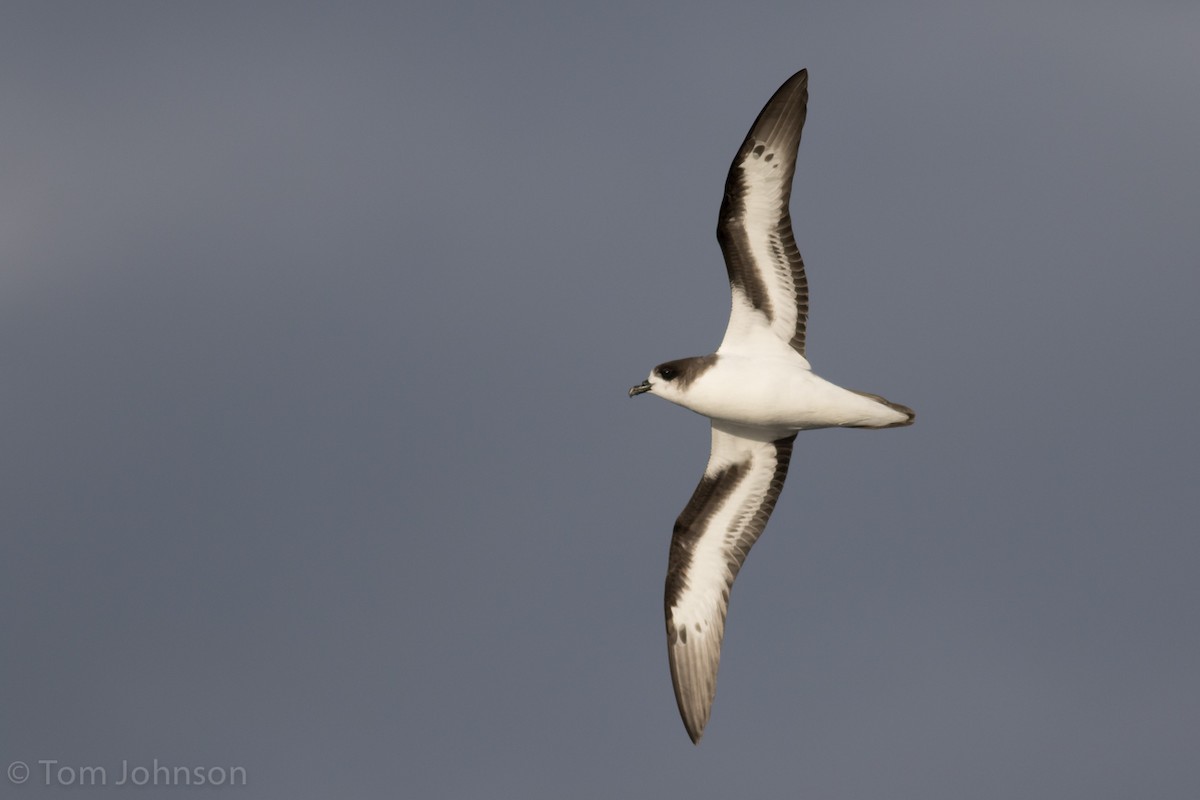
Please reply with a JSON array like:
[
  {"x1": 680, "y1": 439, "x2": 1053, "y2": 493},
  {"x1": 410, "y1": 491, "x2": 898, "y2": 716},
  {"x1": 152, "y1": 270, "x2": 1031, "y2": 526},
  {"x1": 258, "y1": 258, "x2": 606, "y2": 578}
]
[{"x1": 629, "y1": 69, "x2": 914, "y2": 744}]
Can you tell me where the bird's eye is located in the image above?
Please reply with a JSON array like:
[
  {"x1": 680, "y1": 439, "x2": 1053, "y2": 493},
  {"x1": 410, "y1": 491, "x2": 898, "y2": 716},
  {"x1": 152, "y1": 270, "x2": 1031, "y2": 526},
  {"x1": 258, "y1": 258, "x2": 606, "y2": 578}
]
[{"x1": 657, "y1": 365, "x2": 678, "y2": 381}]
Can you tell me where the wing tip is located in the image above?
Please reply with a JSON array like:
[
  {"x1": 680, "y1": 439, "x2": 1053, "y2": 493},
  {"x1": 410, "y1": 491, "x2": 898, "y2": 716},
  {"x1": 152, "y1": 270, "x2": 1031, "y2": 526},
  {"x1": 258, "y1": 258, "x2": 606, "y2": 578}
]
[
  {"x1": 667, "y1": 625, "x2": 720, "y2": 745},
  {"x1": 674, "y1": 680, "x2": 713, "y2": 745}
]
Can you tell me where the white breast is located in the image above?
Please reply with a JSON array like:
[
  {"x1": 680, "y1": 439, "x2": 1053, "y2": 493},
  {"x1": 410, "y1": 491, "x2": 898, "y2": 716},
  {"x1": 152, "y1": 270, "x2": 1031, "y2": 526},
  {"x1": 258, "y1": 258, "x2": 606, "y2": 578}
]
[{"x1": 671, "y1": 355, "x2": 902, "y2": 430}]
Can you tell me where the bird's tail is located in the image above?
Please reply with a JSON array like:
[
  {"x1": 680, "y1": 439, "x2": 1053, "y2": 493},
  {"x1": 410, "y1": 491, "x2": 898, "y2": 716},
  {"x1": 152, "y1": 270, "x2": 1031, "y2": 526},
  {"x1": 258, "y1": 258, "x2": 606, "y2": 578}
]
[{"x1": 846, "y1": 390, "x2": 915, "y2": 428}]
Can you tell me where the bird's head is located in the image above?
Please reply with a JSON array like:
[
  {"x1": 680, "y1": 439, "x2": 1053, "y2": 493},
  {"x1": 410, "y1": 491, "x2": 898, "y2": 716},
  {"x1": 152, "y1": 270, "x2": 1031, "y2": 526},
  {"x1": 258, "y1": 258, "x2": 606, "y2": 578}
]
[{"x1": 628, "y1": 358, "x2": 709, "y2": 402}]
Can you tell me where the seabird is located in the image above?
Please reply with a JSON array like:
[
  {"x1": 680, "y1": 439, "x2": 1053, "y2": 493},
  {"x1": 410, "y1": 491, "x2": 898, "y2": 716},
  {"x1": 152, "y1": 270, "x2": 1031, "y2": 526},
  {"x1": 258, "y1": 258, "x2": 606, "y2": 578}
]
[{"x1": 629, "y1": 69, "x2": 914, "y2": 744}]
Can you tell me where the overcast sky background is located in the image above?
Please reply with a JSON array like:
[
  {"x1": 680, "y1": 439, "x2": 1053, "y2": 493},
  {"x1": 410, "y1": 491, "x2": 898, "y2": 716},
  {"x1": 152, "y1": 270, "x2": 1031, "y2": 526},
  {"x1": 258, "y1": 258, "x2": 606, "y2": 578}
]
[{"x1": 3, "y1": 2, "x2": 1199, "y2": 798}]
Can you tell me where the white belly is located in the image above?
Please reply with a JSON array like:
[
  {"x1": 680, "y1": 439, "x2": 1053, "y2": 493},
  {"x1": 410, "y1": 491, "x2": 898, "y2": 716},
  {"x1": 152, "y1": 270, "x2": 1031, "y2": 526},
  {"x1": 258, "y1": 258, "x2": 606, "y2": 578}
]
[{"x1": 671, "y1": 354, "x2": 904, "y2": 430}]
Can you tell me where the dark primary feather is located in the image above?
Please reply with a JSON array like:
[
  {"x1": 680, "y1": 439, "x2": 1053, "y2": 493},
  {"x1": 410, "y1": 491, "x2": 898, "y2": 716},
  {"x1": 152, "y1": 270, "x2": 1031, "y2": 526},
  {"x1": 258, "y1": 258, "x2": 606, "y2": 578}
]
[
  {"x1": 665, "y1": 431, "x2": 796, "y2": 743},
  {"x1": 717, "y1": 69, "x2": 810, "y2": 355}
]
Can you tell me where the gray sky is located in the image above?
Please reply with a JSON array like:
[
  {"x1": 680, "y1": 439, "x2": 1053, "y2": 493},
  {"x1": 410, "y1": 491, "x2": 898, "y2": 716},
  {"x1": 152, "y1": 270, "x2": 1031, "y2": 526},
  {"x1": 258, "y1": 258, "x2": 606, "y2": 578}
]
[{"x1": 4, "y1": 2, "x2": 1199, "y2": 798}]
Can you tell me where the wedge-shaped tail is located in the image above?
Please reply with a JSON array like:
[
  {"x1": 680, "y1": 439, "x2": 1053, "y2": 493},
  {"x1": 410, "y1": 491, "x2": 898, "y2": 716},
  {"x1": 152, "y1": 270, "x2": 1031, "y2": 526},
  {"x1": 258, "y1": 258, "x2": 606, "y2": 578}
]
[{"x1": 846, "y1": 390, "x2": 916, "y2": 429}]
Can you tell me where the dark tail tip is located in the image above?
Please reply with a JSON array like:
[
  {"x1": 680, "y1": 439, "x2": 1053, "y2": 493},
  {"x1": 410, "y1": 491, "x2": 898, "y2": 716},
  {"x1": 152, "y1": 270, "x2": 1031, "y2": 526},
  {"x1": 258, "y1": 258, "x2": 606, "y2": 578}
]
[
  {"x1": 889, "y1": 402, "x2": 916, "y2": 428},
  {"x1": 849, "y1": 390, "x2": 914, "y2": 428}
]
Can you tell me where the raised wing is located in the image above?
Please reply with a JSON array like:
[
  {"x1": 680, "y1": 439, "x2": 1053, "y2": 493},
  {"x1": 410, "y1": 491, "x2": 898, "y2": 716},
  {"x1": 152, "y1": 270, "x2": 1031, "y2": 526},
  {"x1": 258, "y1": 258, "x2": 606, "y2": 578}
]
[
  {"x1": 716, "y1": 69, "x2": 810, "y2": 357},
  {"x1": 664, "y1": 422, "x2": 797, "y2": 743}
]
